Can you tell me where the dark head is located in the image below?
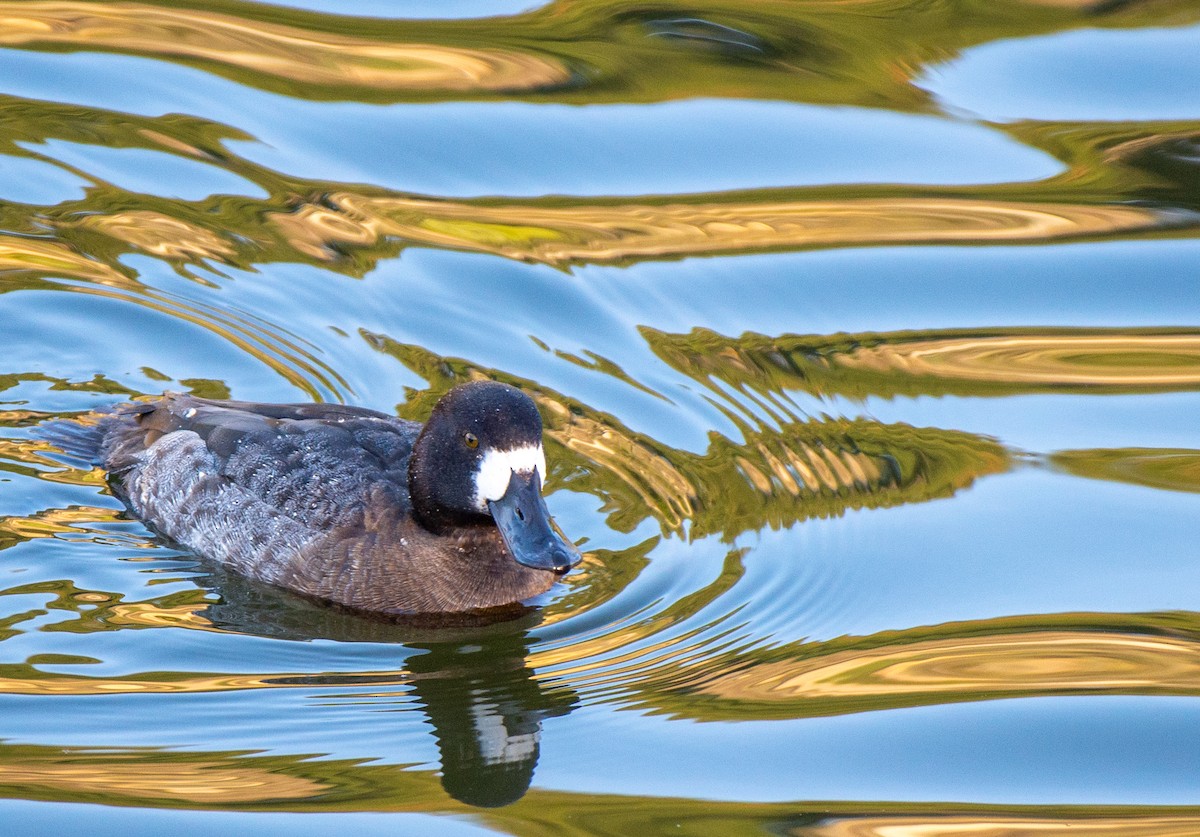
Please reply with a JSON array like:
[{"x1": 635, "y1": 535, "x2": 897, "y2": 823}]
[{"x1": 409, "y1": 382, "x2": 580, "y2": 575}]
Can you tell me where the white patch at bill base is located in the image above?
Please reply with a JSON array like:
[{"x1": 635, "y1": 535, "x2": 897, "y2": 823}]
[{"x1": 473, "y1": 444, "x2": 546, "y2": 510}]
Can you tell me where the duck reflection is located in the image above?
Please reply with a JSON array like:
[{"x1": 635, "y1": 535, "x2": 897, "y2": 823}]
[
  {"x1": 408, "y1": 624, "x2": 574, "y2": 808},
  {"x1": 195, "y1": 564, "x2": 575, "y2": 808}
]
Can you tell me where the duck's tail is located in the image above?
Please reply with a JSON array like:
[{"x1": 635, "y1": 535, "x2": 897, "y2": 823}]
[
  {"x1": 36, "y1": 414, "x2": 108, "y2": 468},
  {"x1": 36, "y1": 404, "x2": 144, "y2": 469}
]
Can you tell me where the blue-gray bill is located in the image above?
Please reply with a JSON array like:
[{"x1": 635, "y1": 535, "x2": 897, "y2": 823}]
[{"x1": 488, "y1": 470, "x2": 581, "y2": 575}]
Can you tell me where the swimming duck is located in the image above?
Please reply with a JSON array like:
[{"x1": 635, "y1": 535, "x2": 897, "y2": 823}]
[{"x1": 88, "y1": 381, "x2": 580, "y2": 614}]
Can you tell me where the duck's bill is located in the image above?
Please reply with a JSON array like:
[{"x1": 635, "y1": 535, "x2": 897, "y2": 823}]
[{"x1": 488, "y1": 470, "x2": 581, "y2": 575}]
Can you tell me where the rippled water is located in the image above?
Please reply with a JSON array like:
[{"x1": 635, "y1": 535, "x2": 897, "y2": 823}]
[{"x1": 1, "y1": 0, "x2": 1199, "y2": 833}]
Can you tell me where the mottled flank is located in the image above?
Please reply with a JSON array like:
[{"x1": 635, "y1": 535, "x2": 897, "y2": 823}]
[{"x1": 83, "y1": 391, "x2": 564, "y2": 614}]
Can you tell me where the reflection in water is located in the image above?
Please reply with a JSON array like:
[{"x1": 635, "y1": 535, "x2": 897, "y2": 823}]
[
  {"x1": 17, "y1": 343, "x2": 1198, "y2": 723},
  {"x1": 0, "y1": 258, "x2": 349, "y2": 403},
  {"x1": 697, "y1": 626, "x2": 1200, "y2": 714},
  {"x1": 0, "y1": 743, "x2": 335, "y2": 804},
  {"x1": 833, "y1": 332, "x2": 1200, "y2": 389},
  {"x1": 0, "y1": 0, "x2": 1196, "y2": 826},
  {"x1": 0, "y1": 505, "x2": 128, "y2": 552},
  {"x1": 5, "y1": 405, "x2": 575, "y2": 806},
  {"x1": 0, "y1": 0, "x2": 1195, "y2": 109},
  {"x1": 205, "y1": 578, "x2": 577, "y2": 808},
  {"x1": 1052, "y1": 448, "x2": 1200, "y2": 494},
  {"x1": 0, "y1": 91, "x2": 1192, "y2": 283},
  {"x1": 661, "y1": 417, "x2": 1007, "y2": 540},
  {"x1": 801, "y1": 813, "x2": 1200, "y2": 837},
  {"x1": 10, "y1": 563, "x2": 1198, "y2": 727},
  {"x1": 364, "y1": 336, "x2": 1011, "y2": 539},
  {"x1": 647, "y1": 326, "x2": 1200, "y2": 400},
  {"x1": 73, "y1": 211, "x2": 237, "y2": 262},
  {"x1": 407, "y1": 628, "x2": 575, "y2": 807},
  {"x1": 0, "y1": 93, "x2": 1194, "y2": 283},
  {"x1": 0, "y1": 572, "x2": 575, "y2": 807},
  {"x1": 529, "y1": 610, "x2": 1200, "y2": 722},
  {"x1": 4, "y1": 736, "x2": 1200, "y2": 833},
  {"x1": 0, "y1": 236, "x2": 125, "y2": 284},
  {"x1": 11, "y1": 157, "x2": 1192, "y2": 274},
  {"x1": 272, "y1": 193, "x2": 1177, "y2": 268},
  {"x1": 0, "y1": 2, "x2": 571, "y2": 95},
  {"x1": 5, "y1": 386, "x2": 1200, "y2": 808}
]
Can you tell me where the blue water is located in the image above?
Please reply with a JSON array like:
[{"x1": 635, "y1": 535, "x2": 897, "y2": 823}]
[{"x1": 0, "y1": 2, "x2": 1199, "y2": 834}]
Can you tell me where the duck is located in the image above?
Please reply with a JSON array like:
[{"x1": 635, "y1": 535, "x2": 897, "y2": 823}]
[{"x1": 85, "y1": 381, "x2": 581, "y2": 614}]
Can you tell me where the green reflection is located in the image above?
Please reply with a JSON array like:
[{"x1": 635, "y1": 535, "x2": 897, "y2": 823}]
[
  {"x1": 0, "y1": 576, "x2": 577, "y2": 807},
  {"x1": 0, "y1": 93, "x2": 1194, "y2": 284},
  {"x1": 4, "y1": 340, "x2": 1198, "y2": 802},
  {"x1": 0, "y1": 0, "x2": 1196, "y2": 108},
  {"x1": 3, "y1": 574, "x2": 1199, "y2": 726},
  {"x1": 1052, "y1": 448, "x2": 1200, "y2": 494},
  {"x1": 0, "y1": 736, "x2": 1199, "y2": 832},
  {"x1": 0, "y1": 579, "x2": 214, "y2": 637},
  {"x1": 0, "y1": 0, "x2": 1192, "y2": 823},
  {"x1": 603, "y1": 610, "x2": 1200, "y2": 722},
  {"x1": 364, "y1": 335, "x2": 1010, "y2": 540},
  {"x1": 645, "y1": 325, "x2": 1200, "y2": 401}
]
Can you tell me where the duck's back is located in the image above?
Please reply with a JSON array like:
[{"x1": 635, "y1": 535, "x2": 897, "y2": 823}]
[
  {"x1": 106, "y1": 395, "x2": 417, "y2": 521},
  {"x1": 98, "y1": 394, "x2": 424, "y2": 598}
]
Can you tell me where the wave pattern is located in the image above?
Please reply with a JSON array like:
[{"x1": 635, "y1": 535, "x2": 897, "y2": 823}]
[
  {"x1": 1052, "y1": 448, "x2": 1200, "y2": 494},
  {"x1": 0, "y1": 2, "x2": 571, "y2": 95},
  {"x1": 0, "y1": 97, "x2": 1193, "y2": 280},
  {"x1": 0, "y1": 0, "x2": 1196, "y2": 823},
  {"x1": 0, "y1": 0, "x2": 1195, "y2": 108},
  {"x1": 274, "y1": 193, "x2": 1182, "y2": 267},
  {"x1": 647, "y1": 326, "x2": 1200, "y2": 399}
]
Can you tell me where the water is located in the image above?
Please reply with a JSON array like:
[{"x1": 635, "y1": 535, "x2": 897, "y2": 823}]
[{"x1": 0, "y1": 0, "x2": 1199, "y2": 833}]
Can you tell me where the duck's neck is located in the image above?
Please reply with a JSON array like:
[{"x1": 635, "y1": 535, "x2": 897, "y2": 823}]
[{"x1": 407, "y1": 431, "x2": 484, "y2": 535}]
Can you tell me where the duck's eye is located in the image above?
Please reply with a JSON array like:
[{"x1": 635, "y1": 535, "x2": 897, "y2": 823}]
[{"x1": 463, "y1": 432, "x2": 479, "y2": 449}]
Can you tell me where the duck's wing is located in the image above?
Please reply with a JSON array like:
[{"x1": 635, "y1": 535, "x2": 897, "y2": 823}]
[
  {"x1": 109, "y1": 395, "x2": 399, "y2": 452},
  {"x1": 102, "y1": 393, "x2": 420, "y2": 532}
]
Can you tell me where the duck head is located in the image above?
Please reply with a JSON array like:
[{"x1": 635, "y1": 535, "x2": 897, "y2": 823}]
[{"x1": 409, "y1": 381, "x2": 581, "y2": 575}]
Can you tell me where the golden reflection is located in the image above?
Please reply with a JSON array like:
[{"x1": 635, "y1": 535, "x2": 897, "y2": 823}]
[
  {"x1": 0, "y1": 0, "x2": 1194, "y2": 116},
  {"x1": 268, "y1": 201, "x2": 386, "y2": 262},
  {"x1": 0, "y1": 436, "x2": 106, "y2": 487},
  {"x1": 549, "y1": 410, "x2": 1006, "y2": 540},
  {"x1": 0, "y1": 236, "x2": 126, "y2": 284},
  {"x1": 0, "y1": 231, "x2": 347, "y2": 401},
  {"x1": 0, "y1": 759, "x2": 327, "y2": 803},
  {"x1": 839, "y1": 333, "x2": 1200, "y2": 388},
  {"x1": 0, "y1": 435, "x2": 84, "y2": 469},
  {"x1": 1052, "y1": 448, "x2": 1200, "y2": 494},
  {"x1": 534, "y1": 614, "x2": 1200, "y2": 717},
  {"x1": 0, "y1": 667, "x2": 407, "y2": 696},
  {"x1": 646, "y1": 326, "x2": 1200, "y2": 402},
  {"x1": 0, "y1": 409, "x2": 50, "y2": 425},
  {"x1": 0, "y1": 2, "x2": 570, "y2": 93},
  {"x1": 701, "y1": 630, "x2": 1200, "y2": 704},
  {"x1": 103, "y1": 601, "x2": 215, "y2": 630},
  {"x1": 543, "y1": 407, "x2": 695, "y2": 532},
  {"x1": 364, "y1": 337, "x2": 1009, "y2": 542},
  {"x1": 74, "y1": 211, "x2": 236, "y2": 262},
  {"x1": 1, "y1": 739, "x2": 1199, "y2": 823},
  {"x1": 0, "y1": 504, "x2": 124, "y2": 545},
  {"x1": 804, "y1": 814, "x2": 1200, "y2": 837},
  {"x1": 78, "y1": 283, "x2": 345, "y2": 400},
  {"x1": 684, "y1": 419, "x2": 1007, "y2": 539},
  {"x1": 7, "y1": 103, "x2": 1191, "y2": 276},
  {"x1": 297, "y1": 194, "x2": 1170, "y2": 267}
]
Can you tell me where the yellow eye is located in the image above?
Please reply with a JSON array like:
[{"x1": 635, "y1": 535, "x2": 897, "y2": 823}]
[{"x1": 464, "y1": 432, "x2": 478, "y2": 449}]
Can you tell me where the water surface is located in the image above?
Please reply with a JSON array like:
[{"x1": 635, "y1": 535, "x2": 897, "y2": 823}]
[{"x1": 1, "y1": 0, "x2": 1199, "y2": 833}]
